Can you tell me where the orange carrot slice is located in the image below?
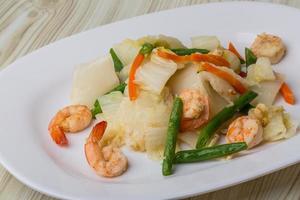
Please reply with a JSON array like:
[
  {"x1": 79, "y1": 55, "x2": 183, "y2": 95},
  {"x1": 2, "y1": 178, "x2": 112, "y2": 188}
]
[
  {"x1": 201, "y1": 62, "x2": 247, "y2": 94},
  {"x1": 157, "y1": 50, "x2": 230, "y2": 67},
  {"x1": 157, "y1": 50, "x2": 189, "y2": 62},
  {"x1": 191, "y1": 54, "x2": 230, "y2": 67},
  {"x1": 280, "y1": 82, "x2": 295, "y2": 105},
  {"x1": 128, "y1": 53, "x2": 145, "y2": 101}
]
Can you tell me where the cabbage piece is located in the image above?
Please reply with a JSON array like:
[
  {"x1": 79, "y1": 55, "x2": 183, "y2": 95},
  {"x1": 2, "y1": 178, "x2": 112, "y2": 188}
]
[
  {"x1": 167, "y1": 64, "x2": 202, "y2": 95},
  {"x1": 246, "y1": 57, "x2": 276, "y2": 83},
  {"x1": 283, "y1": 113, "x2": 299, "y2": 139},
  {"x1": 203, "y1": 82, "x2": 229, "y2": 117},
  {"x1": 118, "y1": 90, "x2": 173, "y2": 153},
  {"x1": 223, "y1": 50, "x2": 241, "y2": 72},
  {"x1": 263, "y1": 106, "x2": 298, "y2": 141},
  {"x1": 218, "y1": 66, "x2": 249, "y2": 87},
  {"x1": 191, "y1": 36, "x2": 220, "y2": 51},
  {"x1": 263, "y1": 110, "x2": 286, "y2": 141},
  {"x1": 145, "y1": 126, "x2": 168, "y2": 160},
  {"x1": 98, "y1": 91, "x2": 123, "y2": 121},
  {"x1": 119, "y1": 63, "x2": 131, "y2": 83},
  {"x1": 71, "y1": 56, "x2": 119, "y2": 107},
  {"x1": 250, "y1": 79, "x2": 283, "y2": 106},
  {"x1": 178, "y1": 132, "x2": 198, "y2": 148},
  {"x1": 151, "y1": 49, "x2": 184, "y2": 69},
  {"x1": 199, "y1": 71, "x2": 240, "y2": 103},
  {"x1": 112, "y1": 39, "x2": 141, "y2": 66},
  {"x1": 137, "y1": 34, "x2": 186, "y2": 49},
  {"x1": 210, "y1": 49, "x2": 241, "y2": 72},
  {"x1": 135, "y1": 53, "x2": 177, "y2": 94}
]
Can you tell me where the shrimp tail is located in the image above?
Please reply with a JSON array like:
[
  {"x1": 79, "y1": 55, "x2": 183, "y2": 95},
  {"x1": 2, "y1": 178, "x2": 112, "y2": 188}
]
[
  {"x1": 49, "y1": 126, "x2": 68, "y2": 146},
  {"x1": 85, "y1": 121, "x2": 107, "y2": 167},
  {"x1": 88, "y1": 121, "x2": 107, "y2": 142}
]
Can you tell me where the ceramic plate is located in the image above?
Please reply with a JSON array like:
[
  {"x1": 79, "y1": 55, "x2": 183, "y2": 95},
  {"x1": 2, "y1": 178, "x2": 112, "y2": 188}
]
[{"x1": 0, "y1": 2, "x2": 299, "y2": 200}]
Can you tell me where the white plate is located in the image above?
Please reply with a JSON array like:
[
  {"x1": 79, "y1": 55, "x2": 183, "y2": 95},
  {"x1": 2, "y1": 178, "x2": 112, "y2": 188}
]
[{"x1": 0, "y1": 2, "x2": 299, "y2": 200}]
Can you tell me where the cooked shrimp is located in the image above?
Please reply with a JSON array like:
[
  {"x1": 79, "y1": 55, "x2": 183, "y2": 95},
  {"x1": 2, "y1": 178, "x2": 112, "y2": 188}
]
[
  {"x1": 226, "y1": 116, "x2": 263, "y2": 149},
  {"x1": 48, "y1": 105, "x2": 92, "y2": 146},
  {"x1": 85, "y1": 121, "x2": 128, "y2": 178},
  {"x1": 179, "y1": 89, "x2": 210, "y2": 131},
  {"x1": 251, "y1": 33, "x2": 286, "y2": 64}
]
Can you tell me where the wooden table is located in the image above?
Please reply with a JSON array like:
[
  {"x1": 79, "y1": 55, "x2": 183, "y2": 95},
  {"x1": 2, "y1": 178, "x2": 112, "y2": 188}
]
[{"x1": 0, "y1": 0, "x2": 300, "y2": 199}]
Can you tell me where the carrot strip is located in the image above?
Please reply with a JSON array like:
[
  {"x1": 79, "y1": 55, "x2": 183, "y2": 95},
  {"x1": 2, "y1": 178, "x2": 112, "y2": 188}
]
[
  {"x1": 191, "y1": 54, "x2": 230, "y2": 67},
  {"x1": 280, "y1": 82, "x2": 295, "y2": 105},
  {"x1": 201, "y1": 62, "x2": 247, "y2": 94},
  {"x1": 157, "y1": 50, "x2": 189, "y2": 62},
  {"x1": 228, "y1": 42, "x2": 245, "y2": 62},
  {"x1": 157, "y1": 50, "x2": 230, "y2": 67},
  {"x1": 128, "y1": 53, "x2": 145, "y2": 101}
]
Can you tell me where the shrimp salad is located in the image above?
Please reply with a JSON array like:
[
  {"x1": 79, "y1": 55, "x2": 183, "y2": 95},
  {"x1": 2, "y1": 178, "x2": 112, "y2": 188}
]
[{"x1": 49, "y1": 33, "x2": 298, "y2": 177}]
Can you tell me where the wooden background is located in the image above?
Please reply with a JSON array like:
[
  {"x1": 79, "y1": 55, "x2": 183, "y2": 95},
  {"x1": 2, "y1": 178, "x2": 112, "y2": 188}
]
[{"x1": 0, "y1": 0, "x2": 300, "y2": 199}]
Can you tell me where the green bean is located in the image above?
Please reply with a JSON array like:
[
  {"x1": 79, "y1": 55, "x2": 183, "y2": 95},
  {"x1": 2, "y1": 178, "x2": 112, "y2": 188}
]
[
  {"x1": 196, "y1": 91, "x2": 257, "y2": 149},
  {"x1": 174, "y1": 142, "x2": 247, "y2": 163},
  {"x1": 162, "y1": 97, "x2": 183, "y2": 176},
  {"x1": 240, "y1": 103, "x2": 254, "y2": 115},
  {"x1": 109, "y1": 48, "x2": 124, "y2": 72},
  {"x1": 140, "y1": 43, "x2": 154, "y2": 55},
  {"x1": 106, "y1": 82, "x2": 127, "y2": 94},
  {"x1": 91, "y1": 99, "x2": 102, "y2": 119},
  {"x1": 245, "y1": 48, "x2": 257, "y2": 67},
  {"x1": 171, "y1": 48, "x2": 209, "y2": 55}
]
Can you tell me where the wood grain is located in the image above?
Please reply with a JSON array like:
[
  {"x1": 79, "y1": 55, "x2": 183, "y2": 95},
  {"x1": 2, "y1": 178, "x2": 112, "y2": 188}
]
[{"x1": 0, "y1": 0, "x2": 300, "y2": 199}]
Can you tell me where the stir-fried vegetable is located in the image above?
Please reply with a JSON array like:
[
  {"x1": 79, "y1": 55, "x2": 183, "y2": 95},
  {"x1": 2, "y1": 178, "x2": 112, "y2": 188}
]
[
  {"x1": 135, "y1": 54, "x2": 177, "y2": 94},
  {"x1": 91, "y1": 83, "x2": 127, "y2": 118},
  {"x1": 109, "y1": 82, "x2": 127, "y2": 93},
  {"x1": 280, "y1": 82, "x2": 295, "y2": 105},
  {"x1": 137, "y1": 35, "x2": 186, "y2": 49},
  {"x1": 170, "y1": 48, "x2": 209, "y2": 55},
  {"x1": 245, "y1": 48, "x2": 257, "y2": 67},
  {"x1": 98, "y1": 91, "x2": 123, "y2": 113},
  {"x1": 174, "y1": 142, "x2": 247, "y2": 163},
  {"x1": 191, "y1": 36, "x2": 220, "y2": 51},
  {"x1": 128, "y1": 43, "x2": 154, "y2": 101},
  {"x1": 222, "y1": 50, "x2": 241, "y2": 72},
  {"x1": 246, "y1": 57, "x2": 276, "y2": 83},
  {"x1": 196, "y1": 91, "x2": 258, "y2": 149},
  {"x1": 228, "y1": 42, "x2": 245, "y2": 64},
  {"x1": 162, "y1": 97, "x2": 183, "y2": 176},
  {"x1": 240, "y1": 103, "x2": 254, "y2": 114},
  {"x1": 157, "y1": 50, "x2": 230, "y2": 67},
  {"x1": 91, "y1": 100, "x2": 102, "y2": 118},
  {"x1": 110, "y1": 48, "x2": 124, "y2": 72},
  {"x1": 98, "y1": 91, "x2": 123, "y2": 120},
  {"x1": 201, "y1": 62, "x2": 247, "y2": 94}
]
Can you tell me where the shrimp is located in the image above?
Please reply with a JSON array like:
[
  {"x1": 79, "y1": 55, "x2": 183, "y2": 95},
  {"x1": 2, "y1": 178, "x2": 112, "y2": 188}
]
[
  {"x1": 251, "y1": 33, "x2": 286, "y2": 64},
  {"x1": 179, "y1": 89, "x2": 210, "y2": 131},
  {"x1": 226, "y1": 116, "x2": 263, "y2": 149},
  {"x1": 48, "y1": 105, "x2": 92, "y2": 146},
  {"x1": 84, "y1": 121, "x2": 128, "y2": 178}
]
